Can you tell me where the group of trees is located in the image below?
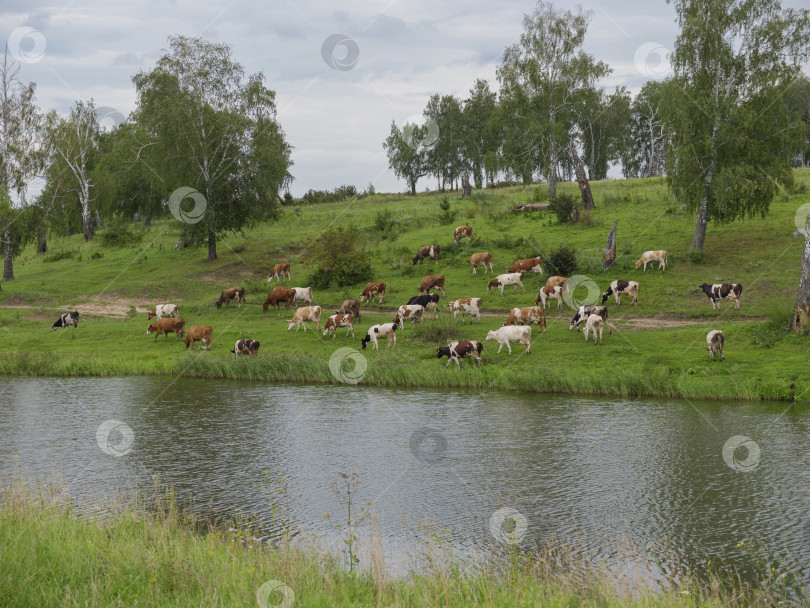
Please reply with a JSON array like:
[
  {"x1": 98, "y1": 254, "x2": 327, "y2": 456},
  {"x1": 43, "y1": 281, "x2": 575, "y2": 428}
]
[{"x1": 0, "y1": 35, "x2": 294, "y2": 288}]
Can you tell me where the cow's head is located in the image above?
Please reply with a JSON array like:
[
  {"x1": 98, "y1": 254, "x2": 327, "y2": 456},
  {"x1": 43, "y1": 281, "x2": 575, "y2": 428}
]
[
  {"x1": 146, "y1": 324, "x2": 156, "y2": 334},
  {"x1": 699, "y1": 283, "x2": 712, "y2": 295},
  {"x1": 147, "y1": 310, "x2": 156, "y2": 320},
  {"x1": 634, "y1": 258, "x2": 644, "y2": 269},
  {"x1": 412, "y1": 256, "x2": 419, "y2": 265},
  {"x1": 601, "y1": 289, "x2": 612, "y2": 304},
  {"x1": 437, "y1": 346, "x2": 450, "y2": 359},
  {"x1": 487, "y1": 280, "x2": 498, "y2": 291},
  {"x1": 485, "y1": 331, "x2": 497, "y2": 341},
  {"x1": 214, "y1": 300, "x2": 223, "y2": 309}
]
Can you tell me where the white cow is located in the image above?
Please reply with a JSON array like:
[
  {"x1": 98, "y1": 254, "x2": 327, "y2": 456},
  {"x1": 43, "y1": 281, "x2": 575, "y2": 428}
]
[
  {"x1": 584, "y1": 314, "x2": 604, "y2": 345},
  {"x1": 148, "y1": 304, "x2": 178, "y2": 320},
  {"x1": 361, "y1": 323, "x2": 398, "y2": 350},
  {"x1": 707, "y1": 330, "x2": 725, "y2": 360},
  {"x1": 291, "y1": 287, "x2": 313, "y2": 306},
  {"x1": 635, "y1": 250, "x2": 668, "y2": 271},
  {"x1": 485, "y1": 326, "x2": 532, "y2": 354},
  {"x1": 447, "y1": 298, "x2": 482, "y2": 324},
  {"x1": 487, "y1": 273, "x2": 525, "y2": 295},
  {"x1": 287, "y1": 306, "x2": 322, "y2": 331}
]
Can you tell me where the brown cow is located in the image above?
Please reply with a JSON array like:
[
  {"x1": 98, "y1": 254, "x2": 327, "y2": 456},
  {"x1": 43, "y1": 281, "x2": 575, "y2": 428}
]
[
  {"x1": 545, "y1": 276, "x2": 569, "y2": 293},
  {"x1": 337, "y1": 299, "x2": 361, "y2": 322},
  {"x1": 147, "y1": 317, "x2": 186, "y2": 342},
  {"x1": 503, "y1": 306, "x2": 547, "y2": 333},
  {"x1": 183, "y1": 325, "x2": 213, "y2": 350},
  {"x1": 268, "y1": 263, "x2": 291, "y2": 282},
  {"x1": 215, "y1": 287, "x2": 246, "y2": 309},
  {"x1": 454, "y1": 225, "x2": 473, "y2": 243},
  {"x1": 509, "y1": 257, "x2": 544, "y2": 275},
  {"x1": 263, "y1": 286, "x2": 296, "y2": 312},
  {"x1": 470, "y1": 252, "x2": 494, "y2": 274},
  {"x1": 418, "y1": 275, "x2": 445, "y2": 296},
  {"x1": 413, "y1": 245, "x2": 440, "y2": 265},
  {"x1": 360, "y1": 282, "x2": 386, "y2": 305}
]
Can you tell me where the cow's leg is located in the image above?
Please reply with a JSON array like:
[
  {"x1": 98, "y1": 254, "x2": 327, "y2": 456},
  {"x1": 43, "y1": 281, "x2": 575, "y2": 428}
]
[
  {"x1": 497, "y1": 343, "x2": 503, "y2": 354},
  {"x1": 476, "y1": 313, "x2": 481, "y2": 324},
  {"x1": 454, "y1": 357, "x2": 460, "y2": 368},
  {"x1": 506, "y1": 342, "x2": 512, "y2": 354},
  {"x1": 524, "y1": 340, "x2": 531, "y2": 353}
]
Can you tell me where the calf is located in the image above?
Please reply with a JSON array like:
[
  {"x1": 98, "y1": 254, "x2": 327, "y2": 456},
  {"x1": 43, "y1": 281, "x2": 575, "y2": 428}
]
[
  {"x1": 360, "y1": 323, "x2": 398, "y2": 350},
  {"x1": 700, "y1": 283, "x2": 742, "y2": 310},
  {"x1": 268, "y1": 263, "x2": 291, "y2": 282},
  {"x1": 182, "y1": 325, "x2": 213, "y2": 350},
  {"x1": 231, "y1": 339, "x2": 260, "y2": 357},
  {"x1": 147, "y1": 304, "x2": 178, "y2": 320},
  {"x1": 707, "y1": 329, "x2": 725, "y2": 361},
  {"x1": 602, "y1": 280, "x2": 639, "y2": 306},
  {"x1": 485, "y1": 325, "x2": 532, "y2": 354},
  {"x1": 509, "y1": 257, "x2": 544, "y2": 275},
  {"x1": 215, "y1": 287, "x2": 246, "y2": 309},
  {"x1": 337, "y1": 299, "x2": 361, "y2": 322},
  {"x1": 470, "y1": 252, "x2": 494, "y2": 274},
  {"x1": 147, "y1": 317, "x2": 185, "y2": 342},
  {"x1": 503, "y1": 306, "x2": 547, "y2": 333},
  {"x1": 291, "y1": 287, "x2": 314, "y2": 306},
  {"x1": 287, "y1": 306, "x2": 322, "y2": 331},
  {"x1": 413, "y1": 245, "x2": 440, "y2": 265},
  {"x1": 454, "y1": 225, "x2": 473, "y2": 243},
  {"x1": 584, "y1": 314, "x2": 604, "y2": 345},
  {"x1": 535, "y1": 285, "x2": 564, "y2": 311},
  {"x1": 393, "y1": 304, "x2": 424, "y2": 329},
  {"x1": 545, "y1": 276, "x2": 569, "y2": 293},
  {"x1": 418, "y1": 275, "x2": 445, "y2": 296},
  {"x1": 51, "y1": 311, "x2": 79, "y2": 331},
  {"x1": 322, "y1": 314, "x2": 355, "y2": 339},
  {"x1": 569, "y1": 305, "x2": 610, "y2": 334},
  {"x1": 635, "y1": 250, "x2": 668, "y2": 271},
  {"x1": 360, "y1": 282, "x2": 386, "y2": 305},
  {"x1": 447, "y1": 298, "x2": 482, "y2": 325},
  {"x1": 437, "y1": 340, "x2": 484, "y2": 368},
  {"x1": 263, "y1": 286, "x2": 296, "y2": 312},
  {"x1": 487, "y1": 272, "x2": 525, "y2": 295}
]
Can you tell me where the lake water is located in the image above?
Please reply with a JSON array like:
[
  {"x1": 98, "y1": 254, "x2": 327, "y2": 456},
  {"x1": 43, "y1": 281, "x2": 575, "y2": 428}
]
[{"x1": 1, "y1": 376, "x2": 808, "y2": 585}]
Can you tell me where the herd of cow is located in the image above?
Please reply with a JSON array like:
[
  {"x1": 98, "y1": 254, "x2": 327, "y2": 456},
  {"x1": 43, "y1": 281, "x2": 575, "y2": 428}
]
[{"x1": 48, "y1": 225, "x2": 742, "y2": 365}]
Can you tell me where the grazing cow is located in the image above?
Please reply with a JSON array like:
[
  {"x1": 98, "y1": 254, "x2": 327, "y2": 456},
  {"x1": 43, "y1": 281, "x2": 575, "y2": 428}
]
[
  {"x1": 147, "y1": 304, "x2": 178, "y2": 320},
  {"x1": 545, "y1": 276, "x2": 569, "y2": 293},
  {"x1": 503, "y1": 306, "x2": 547, "y2": 333},
  {"x1": 291, "y1": 287, "x2": 314, "y2": 307},
  {"x1": 51, "y1": 311, "x2": 80, "y2": 331},
  {"x1": 535, "y1": 285, "x2": 564, "y2": 311},
  {"x1": 322, "y1": 314, "x2": 355, "y2": 339},
  {"x1": 182, "y1": 325, "x2": 213, "y2": 350},
  {"x1": 707, "y1": 330, "x2": 725, "y2": 361},
  {"x1": 287, "y1": 306, "x2": 322, "y2": 331},
  {"x1": 487, "y1": 272, "x2": 525, "y2": 295},
  {"x1": 408, "y1": 294, "x2": 440, "y2": 319},
  {"x1": 485, "y1": 326, "x2": 532, "y2": 354},
  {"x1": 454, "y1": 225, "x2": 473, "y2": 243},
  {"x1": 509, "y1": 257, "x2": 544, "y2": 275},
  {"x1": 569, "y1": 305, "x2": 610, "y2": 334},
  {"x1": 263, "y1": 286, "x2": 296, "y2": 312},
  {"x1": 418, "y1": 275, "x2": 445, "y2": 296},
  {"x1": 268, "y1": 263, "x2": 291, "y2": 282},
  {"x1": 470, "y1": 252, "x2": 494, "y2": 274},
  {"x1": 393, "y1": 304, "x2": 424, "y2": 329},
  {"x1": 231, "y1": 339, "x2": 260, "y2": 357},
  {"x1": 361, "y1": 323, "x2": 398, "y2": 350},
  {"x1": 413, "y1": 245, "x2": 440, "y2": 265},
  {"x1": 147, "y1": 317, "x2": 185, "y2": 342},
  {"x1": 635, "y1": 250, "x2": 668, "y2": 271},
  {"x1": 602, "y1": 280, "x2": 639, "y2": 306},
  {"x1": 437, "y1": 340, "x2": 484, "y2": 368},
  {"x1": 447, "y1": 298, "x2": 482, "y2": 325},
  {"x1": 337, "y1": 299, "x2": 361, "y2": 322},
  {"x1": 360, "y1": 282, "x2": 386, "y2": 305},
  {"x1": 584, "y1": 314, "x2": 604, "y2": 345},
  {"x1": 700, "y1": 283, "x2": 742, "y2": 310},
  {"x1": 215, "y1": 287, "x2": 246, "y2": 309}
]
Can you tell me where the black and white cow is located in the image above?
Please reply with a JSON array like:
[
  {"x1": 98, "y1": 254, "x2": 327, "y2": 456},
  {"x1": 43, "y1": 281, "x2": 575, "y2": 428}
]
[
  {"x1": 231, "y1": 339, "x2": 260, "y2": 357},
  {"x1": 569, "y1": 305, "x2": 610, "y2": 334},
  {"x1": 437, "y1": 340, "x2": 483, "y2": 368},
  {"x1": 51, "y1": 311, "x2": 79, "y2": 331},
  {"x1": 601, "y1": 280, "x2": 639, "y2": 306},
  {"x1": 700, "y1": 283, "x2": 742, "y2": 310}
]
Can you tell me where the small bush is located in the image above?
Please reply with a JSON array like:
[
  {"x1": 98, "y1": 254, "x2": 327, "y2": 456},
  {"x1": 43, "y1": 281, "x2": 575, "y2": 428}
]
[
  {"x1": 304, "y1": 228, "x2": 373, "y2": 288},
  {"x1": 548, "y1": 193, "x2": 578, "y2": 224},
  {"x1": 99, "y1": 223, "x2": 144, "y2": 247},
  {"x1": 374, "y1": 209, "x2": 396, "y2": 238},
  {"x1": 90, "y1": 252, "x2": 104, "y2": 259},
  {"x1": 546, "y1": 245, "x2": 578, "y2": 276},
  {"x1": 282, "y1": 192, "x2": 294, "y2": 205},
  {"x1": 43, "y1": 250, "x2": 77, "y2": 263},
  {"x1": 438, "y1": 197, "x2": 458, "y2": 225}
]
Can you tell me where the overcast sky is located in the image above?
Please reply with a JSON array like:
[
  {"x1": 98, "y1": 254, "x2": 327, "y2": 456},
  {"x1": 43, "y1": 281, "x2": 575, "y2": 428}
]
[{"x1": 3, "y1": 0, "x2": 808, "y2": 196}]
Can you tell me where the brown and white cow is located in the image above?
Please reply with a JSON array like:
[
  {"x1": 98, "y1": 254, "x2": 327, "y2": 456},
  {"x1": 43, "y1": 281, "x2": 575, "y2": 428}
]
[
  {"x1": 486, "y1": 326, "x2": 532, "y2": 354},
  {"x1": 635, "y1": 250, "x2": 668, "y2": 271},
  {"x1": 291, "y1": 287, "x2": 314, "y2": 306},
  {"x1": 182, "y1": 325, "x2": 213, "y2": 350},
  {"x1": 263, "y1": 286, "x2": 296, "y2": 312},
  {"x1": 360, "y1": 282, "x2": 386, "y2": 305},
  {"x1": 602, "y1": 280, "x2": 639, "y2": 306},
  {"x1": 437, "y1": 340, "x2": 484, "y2": 368},
  {"x1": 454, "y1": 225, "x2": 473, "y2": 243},
  {"x1": 447, "y1": 298, "x2": 482, "y2": 325},
  {"x1": 707, "y1": 330, "x2": 725, "y2": 360},
  {"x1": 700, "y1": 283, "x2": 742, "y2": 310},
  {"x1": 413, "y1": 245, "x2": 440, "y2": 265},
  {"x1": 470, "y1": 252, "x2": 494, "y2": 274},
  {"x1": 51, "y1": 311, "x2": 79, "y2": 331},
  {"x1": 418, "y1": 275, "x2": 445, "y2": 296},
  {"x1": 215, "y1": 287, "x2": 246, "y2": 309},
  {"x1": 322, "y1": 314, "x2": 355, "y2": 339},
  {"x1": 535, "y1": 285, "x2": 564, "y2": 311},
  {"x1": 545, "y1": 276, "x2": 569, "y2": 293},
  {"x1": 231, "y1": 339, "x2": 260, "y2": 357},
  {"x1": 337, "y1": 299, "x2": 361, "y2": 322},
  {"x1": 503, "y1": 306, "x2": 547, "y2": 333},
  {"x1": 288, "y1": 306, "x2": 322, "y2": 331},
  {"x1": 509, "y1": 257, "x2": 544, "y2": 275},
  {"x1": 393, "y1": 304, "x2": 424, "y2": 329},
  {"x1": 147, "y1": 304, "x2": 178, "y2": 320},
  {"x1": 487, "y1": 273, "x2": 525, "y2": 295},
  {"x1": 268, "y1": 263, "x2": 291, "y2": 282},
  {"x1": 147, "y1": 317, "x2": 186, "y2": 342}
]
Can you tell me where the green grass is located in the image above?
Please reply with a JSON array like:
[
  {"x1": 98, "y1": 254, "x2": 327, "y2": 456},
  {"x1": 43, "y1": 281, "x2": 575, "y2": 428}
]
[
  {"x1": 0, "y1": 478, "x2": 797, "y2": 607},
  {"x1": 2, "y1": 170, "x2": 810, "y2": 401}
]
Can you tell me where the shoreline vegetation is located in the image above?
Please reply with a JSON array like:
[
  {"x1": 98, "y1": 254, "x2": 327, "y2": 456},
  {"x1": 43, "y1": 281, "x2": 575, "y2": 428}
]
[{"x1": 1, "y1": 477, "x2": 803, "y2": 607}]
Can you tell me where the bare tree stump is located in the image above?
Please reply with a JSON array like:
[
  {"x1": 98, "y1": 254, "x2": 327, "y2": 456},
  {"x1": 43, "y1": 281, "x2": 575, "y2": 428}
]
[
  {"x1": 37, "y1": 228, "x2": 47, "y2": 254},
  {"x1": 567, "y1": 138, "x2": 595, "y2": 211},
  {"x1": 603, "y1": 220, "x2": 617, "y2": 269},
  {"x1": 461, "y1": 171, "x2": 472, "y2": 199},
  {"x1": 793, "y1": 212, "x2": 810, "y2": 330}
]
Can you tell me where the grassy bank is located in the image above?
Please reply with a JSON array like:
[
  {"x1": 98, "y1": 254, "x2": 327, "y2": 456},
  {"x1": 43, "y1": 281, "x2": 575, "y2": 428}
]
[
  {"x1": 0, "y1": 479, "x2": 797, "y2": 607},
  {"x1": 1, "y1": 171, "x2": 810, "y2": 400}
]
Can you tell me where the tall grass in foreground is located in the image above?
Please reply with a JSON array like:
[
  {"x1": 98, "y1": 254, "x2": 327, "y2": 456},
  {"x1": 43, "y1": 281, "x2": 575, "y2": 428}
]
[{"x1": 0, "y1": 477, "x2": 804, "y2": 607}]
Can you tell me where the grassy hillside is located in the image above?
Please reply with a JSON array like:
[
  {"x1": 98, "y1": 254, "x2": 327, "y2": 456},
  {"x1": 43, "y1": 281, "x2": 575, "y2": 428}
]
[{"x1": 1, "y1": 171, "x2": 810, "y2": 400}]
